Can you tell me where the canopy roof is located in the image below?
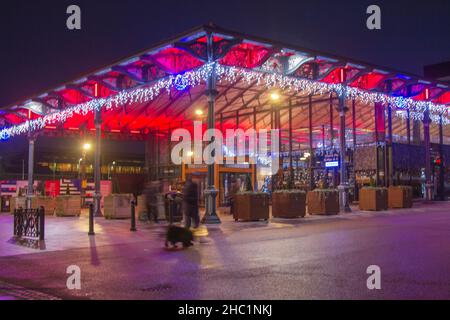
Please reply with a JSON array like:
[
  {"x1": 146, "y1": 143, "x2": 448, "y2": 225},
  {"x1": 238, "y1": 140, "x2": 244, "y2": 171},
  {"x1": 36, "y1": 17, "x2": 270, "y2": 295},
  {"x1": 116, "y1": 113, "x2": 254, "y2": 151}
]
[{"x1": 0, "y1": 24, "x2": 449, "y2": 143}]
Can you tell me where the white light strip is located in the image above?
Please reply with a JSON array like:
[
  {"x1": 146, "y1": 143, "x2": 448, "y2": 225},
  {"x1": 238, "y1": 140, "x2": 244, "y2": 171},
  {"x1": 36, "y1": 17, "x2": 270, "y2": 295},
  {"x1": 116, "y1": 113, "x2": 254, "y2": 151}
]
[{"x1": 0, "y1": 62, "x2": 448, "y2": 140}]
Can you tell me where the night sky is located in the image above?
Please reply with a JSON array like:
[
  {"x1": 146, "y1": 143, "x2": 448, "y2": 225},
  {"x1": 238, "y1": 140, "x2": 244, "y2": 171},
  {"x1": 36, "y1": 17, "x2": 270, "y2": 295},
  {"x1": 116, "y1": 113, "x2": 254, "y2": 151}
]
[{"x1": 1, "y1": 0, "x2": 449, "y2": 107}]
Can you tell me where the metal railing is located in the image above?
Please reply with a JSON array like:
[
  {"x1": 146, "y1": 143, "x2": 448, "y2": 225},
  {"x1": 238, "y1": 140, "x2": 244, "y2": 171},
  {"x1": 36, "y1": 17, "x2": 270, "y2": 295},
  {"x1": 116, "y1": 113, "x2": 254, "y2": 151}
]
[{"x1": 13, "y1": 206, "x2": 45, "y2": 242}]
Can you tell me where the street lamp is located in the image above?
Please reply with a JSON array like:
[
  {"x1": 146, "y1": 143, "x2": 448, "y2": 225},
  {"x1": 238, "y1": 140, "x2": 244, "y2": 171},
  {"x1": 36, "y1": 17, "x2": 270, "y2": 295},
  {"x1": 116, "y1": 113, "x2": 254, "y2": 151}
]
[
  {"x1": 270, "y1": 91, "x2": 281, "y2": 102},
  {"x1": 81, "y1": 142, "x2": 92, "y2": 205},
  {"x1": 108, "y1": 161, "x2": 116, "y2": 180},
  {"x1": 83, "y1": 143, "x2": 91, "y2": 151},
  {"x1": 78, "y1": 158, "x2": 83, "y2": 179}
]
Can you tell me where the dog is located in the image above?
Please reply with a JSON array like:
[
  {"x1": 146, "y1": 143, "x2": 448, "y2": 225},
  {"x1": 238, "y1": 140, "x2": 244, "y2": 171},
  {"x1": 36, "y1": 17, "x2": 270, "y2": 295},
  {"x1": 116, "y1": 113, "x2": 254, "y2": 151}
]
[{"x1": 165, "y1": 225, "x2": 194, "y2": 249}]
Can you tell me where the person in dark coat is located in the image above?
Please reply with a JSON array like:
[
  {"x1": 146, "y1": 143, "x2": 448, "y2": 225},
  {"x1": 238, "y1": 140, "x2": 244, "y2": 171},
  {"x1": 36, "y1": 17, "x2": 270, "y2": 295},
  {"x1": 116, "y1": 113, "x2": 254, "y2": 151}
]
[
  {"x1": 182, "y1": 177, "x2": 199, "y2": 229},
  {"x1": 144, "y1": 181, "x2": 160, "y2": 223},
  {"x1": 229, "y1": 177, "x2": 241, "y2": 215}
]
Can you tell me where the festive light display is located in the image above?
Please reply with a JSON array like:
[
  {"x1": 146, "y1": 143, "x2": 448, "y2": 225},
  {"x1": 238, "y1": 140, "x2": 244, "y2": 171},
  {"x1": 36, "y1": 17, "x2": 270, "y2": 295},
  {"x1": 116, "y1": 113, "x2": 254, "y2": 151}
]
[
  {"x1": 0, "y1": 62, "x2": 448, "y2": 139},
  {"x1": 217, "y1": 65, "x2": 449, "y2": 118}
]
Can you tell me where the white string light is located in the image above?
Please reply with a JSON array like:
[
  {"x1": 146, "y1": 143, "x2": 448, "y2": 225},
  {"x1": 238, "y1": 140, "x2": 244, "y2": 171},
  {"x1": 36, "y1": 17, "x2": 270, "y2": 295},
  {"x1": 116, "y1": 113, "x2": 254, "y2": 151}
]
[{"x1": 0, "y1": 62, "x2": 448, "y2": 139}]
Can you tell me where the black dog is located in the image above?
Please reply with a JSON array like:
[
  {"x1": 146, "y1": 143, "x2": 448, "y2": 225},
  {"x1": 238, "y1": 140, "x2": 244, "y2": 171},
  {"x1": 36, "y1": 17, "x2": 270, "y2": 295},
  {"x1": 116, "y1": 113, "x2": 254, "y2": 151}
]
[{"x1": 165, "y1": 225, "x2": 194, "y2": 248}]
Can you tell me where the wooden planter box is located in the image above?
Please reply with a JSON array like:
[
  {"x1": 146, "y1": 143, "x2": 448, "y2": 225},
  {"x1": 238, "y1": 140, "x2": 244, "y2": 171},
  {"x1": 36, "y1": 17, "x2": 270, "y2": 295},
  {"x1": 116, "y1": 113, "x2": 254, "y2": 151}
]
[
  {"x1": 55, "y1": 196, "x2": 81, "y2": 217},
  {"x1": 306, "y1": 190, "x2": 339, "y2": 215},
  {"x1": 233, "y1": 193, "x2": 269, "y2": 222},
  {"x1": 272, "y1": 191, "x2": 306, "y2": 218},
  {"x1": 104, "y1": 194, "x2": 132, "y2": 219},
  {"x1": 10, "y1": 197, "x2": 27, "y2": 214},
  {"x1": 359, "y1": 187, "x2": 387, "y2": 211},
  {"x1": 388, "y1": 186, "x2": 413, "y2": 209},
  {"x1": 32, "y1": 197, "x2": 57, "y2": 215}
]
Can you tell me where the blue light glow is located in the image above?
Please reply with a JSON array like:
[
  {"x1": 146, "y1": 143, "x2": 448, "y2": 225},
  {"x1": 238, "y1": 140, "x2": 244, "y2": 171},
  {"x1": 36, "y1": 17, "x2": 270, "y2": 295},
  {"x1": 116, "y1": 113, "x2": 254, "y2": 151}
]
[{"x1": 174, "y1": 74, "x2": 189, "y2": 91}]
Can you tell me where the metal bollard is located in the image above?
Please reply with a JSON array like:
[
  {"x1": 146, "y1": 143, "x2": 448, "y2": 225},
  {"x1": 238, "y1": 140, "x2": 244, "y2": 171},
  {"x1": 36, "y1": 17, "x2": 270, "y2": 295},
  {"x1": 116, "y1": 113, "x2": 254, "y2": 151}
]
[
  {"x1": 130, "y1": 200, "x2": 137, "y2": 232},
  {"x1": 39, "y1": 206, "x2": 45, "y2": 241},
  {"x1": 88, "y1": 203, "x2": 95, "y2": 236}
]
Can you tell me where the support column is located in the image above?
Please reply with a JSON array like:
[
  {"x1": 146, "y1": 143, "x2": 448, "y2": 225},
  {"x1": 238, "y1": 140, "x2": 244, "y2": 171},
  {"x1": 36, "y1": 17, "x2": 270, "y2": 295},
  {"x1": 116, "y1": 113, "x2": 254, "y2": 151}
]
[
  {"x1": 374, "y1": 102, "x2": 386, "y2": 187},
  {"x1": 94, "y1": 108, "x2": 102, "y2": 217},
  {"x1": 438, "y1": 115, "x2": 445, "y2": 201},
  {"x1": 386, "y1": 103, "x2": 393, "y2": 187},
  {"x1": 288, "y1": 101, "x2": 293, "y2": 189},
  {"x1": 337, "y1": 93, "x2": 351, "y2": 213},
  {"x1": 329, "y1": 94, "x2": 334, "y2": 147},
  {"x1": 406, "y1": 110, "x2": 411, "y2": 145},
  {"x1": 351, "y1": 99, "x2": 358, "y2": 200},
  {"x1": 423, "y1": 109, "x2": 432, "y2": 201},
  {"x1": 253, "y1": 107, "x2": 258, "y2": 191},
  {"x1": 308, "y1": 95, "x2": 314, "y2": 190},
  {"x1": 201, "y1": 32, "x2": 220, "y2": 224},
  {"x1": 26, "y1": 134, "x2": 36, "y2": 209}
]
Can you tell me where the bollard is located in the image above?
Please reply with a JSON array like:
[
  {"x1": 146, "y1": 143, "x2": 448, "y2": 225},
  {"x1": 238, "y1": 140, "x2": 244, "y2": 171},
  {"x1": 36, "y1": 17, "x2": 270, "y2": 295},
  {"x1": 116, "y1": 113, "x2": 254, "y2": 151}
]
[
  {"x1": 88, "y1": 203, "x2": 95, "y2": 236},
  {"x1": 39, "y1": 206, "x2": 45, "y2": 241},
  {"x1": 130, "y1": 200, "x2": 137, "y2": 232}
]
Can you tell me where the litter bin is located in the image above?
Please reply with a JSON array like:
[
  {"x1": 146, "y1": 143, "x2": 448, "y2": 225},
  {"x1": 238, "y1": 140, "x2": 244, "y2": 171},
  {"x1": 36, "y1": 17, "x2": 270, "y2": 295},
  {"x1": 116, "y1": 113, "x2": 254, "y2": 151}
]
[
  {"x1": 165, "y1": 192, "x2": 183, "y2": 224},
  {"x1": 1, "y1": 196, "x2": 11, "y2": 213}
]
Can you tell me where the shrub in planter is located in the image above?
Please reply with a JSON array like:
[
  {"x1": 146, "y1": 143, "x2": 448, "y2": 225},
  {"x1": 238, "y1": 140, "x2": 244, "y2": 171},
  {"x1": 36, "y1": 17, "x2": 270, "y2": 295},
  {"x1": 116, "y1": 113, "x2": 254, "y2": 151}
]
[
  {"x1": 359, "y1": 187, "x2": 387, "y2": 211},
  {"x1": 388, "y1": 186, "x2": 413, "y2": 209},
  {"x1": 234, "y1": 192, "x2": 269, "y2": 222},
  {"x1": 272, "y1": 190, "x2": 306, "y2": 218},
  {"x1": 307, "y1": 189, "x2": 339, "y2": 215}
]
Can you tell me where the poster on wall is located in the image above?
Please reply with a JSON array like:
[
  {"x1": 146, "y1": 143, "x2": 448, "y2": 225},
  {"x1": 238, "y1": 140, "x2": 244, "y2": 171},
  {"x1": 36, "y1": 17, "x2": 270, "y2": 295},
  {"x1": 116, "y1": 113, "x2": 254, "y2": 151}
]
[
  {"x1": 45, "y1": 180, "x2": 61, "y2": 197},
  {"x1": 0, "y1": 180, "x2": 17, "y2": 196},
  {"x1": 100, "y1": 180, "x2": 112, "y2": 208},
  {"x1": 16, "y1": 181, "x2": 27, "y2": 196}
]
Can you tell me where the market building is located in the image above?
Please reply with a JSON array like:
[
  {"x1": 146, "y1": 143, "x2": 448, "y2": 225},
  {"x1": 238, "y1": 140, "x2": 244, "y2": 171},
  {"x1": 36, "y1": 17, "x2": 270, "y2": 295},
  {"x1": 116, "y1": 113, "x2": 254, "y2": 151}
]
[{"x1": 1, "y1": 24, "x2": 449, "y2": 221}]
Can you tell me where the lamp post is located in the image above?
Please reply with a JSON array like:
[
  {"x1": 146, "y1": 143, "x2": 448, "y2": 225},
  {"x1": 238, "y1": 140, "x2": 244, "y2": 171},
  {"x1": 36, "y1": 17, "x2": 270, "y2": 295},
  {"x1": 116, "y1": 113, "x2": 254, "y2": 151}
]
[
  {"x1": 423, "y1": 108, "x2": 432, "y2": 201},
  {"x1": 26, "y1": 134, "x2": 36, "y2": 209},
  {"x1": 78, "y1": 158, "x2": 82, "y2": 179},
  {"x1": 81, "y1": 143, "x2": 91, "y2": 203},
  {"x1": 201, "y1": 32, "x2": 220, "y2": 224},
  {"x1": 93, "y1": 109, "x2": 102, "y2": 217},
  {"x1": 107, "y1": 161, "x2": 116, "y2": 180},
  {"x1": 337, "y1": 92, "x2": 352, "y2": 213},
  {"x1": 270, "y1": 91, "x2": 281, "y2": 191}
]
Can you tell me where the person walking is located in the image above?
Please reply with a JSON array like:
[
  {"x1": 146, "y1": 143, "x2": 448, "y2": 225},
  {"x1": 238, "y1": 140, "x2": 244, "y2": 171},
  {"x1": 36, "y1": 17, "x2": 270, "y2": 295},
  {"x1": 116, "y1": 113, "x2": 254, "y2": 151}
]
[
  {"x1": 144, "y1": 181, "x2": 159, "y2": 223},
  {"x1": 182, "y1": 177, "x2": 199, "y2": 229},
  {"x1": 229, "y1": 177, "x2": 241, "y2": 216}
]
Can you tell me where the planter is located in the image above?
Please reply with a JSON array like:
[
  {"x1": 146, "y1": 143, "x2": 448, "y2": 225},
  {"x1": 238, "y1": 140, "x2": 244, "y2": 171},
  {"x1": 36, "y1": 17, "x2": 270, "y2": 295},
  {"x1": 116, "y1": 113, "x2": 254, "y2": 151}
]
[
  {"x1": 306, "y1": 189, "x2": 339, "y2": 215},
  {"x1": 104, "y1": 194, "x2": 133, "y2": 219},
  {"x1": 55, "y1": 196, "x2": 81, "y2": 217},
  {"x1": 388, "y1": 186, "x2": 413, "y2": 209},
  {"x1": 10, "y1": 197, "x2": 27, "y2": 214},
  {"x1": 233, "y1": 192, "x2": 269, "y2": 222},
  {"x1": 32, "y1": 197, "x2": 57, "y2": 215},
  {"x1": 359, "y1": 187, "x2": 387, "y2": 211},
  {"x1": 272, "y1": 190, "x2": 306, "y2": 218}
]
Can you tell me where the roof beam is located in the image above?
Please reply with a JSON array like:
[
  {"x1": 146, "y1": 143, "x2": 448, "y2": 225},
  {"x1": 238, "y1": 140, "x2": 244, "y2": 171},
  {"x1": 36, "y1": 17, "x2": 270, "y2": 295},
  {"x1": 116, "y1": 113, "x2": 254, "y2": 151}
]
[
  {"x1": 87, "y1": 75, "x2": 121, "y2": 92},
  {"x1": 215, "y1": 80, "x2": 259, "y2": 114},
  {"x1": 112, "y1": 66, "x2": 147, "y2": 84},
  {"x1": 65, "y1": 84, "x2": 95, "y2": 99}
]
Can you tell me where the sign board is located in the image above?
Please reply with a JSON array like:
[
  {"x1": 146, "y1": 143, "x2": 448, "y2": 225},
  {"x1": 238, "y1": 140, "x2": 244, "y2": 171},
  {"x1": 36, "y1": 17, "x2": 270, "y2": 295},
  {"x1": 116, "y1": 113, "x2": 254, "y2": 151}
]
[{"x1": 325, "y1": 161, "x2": 339, "y2": 168}]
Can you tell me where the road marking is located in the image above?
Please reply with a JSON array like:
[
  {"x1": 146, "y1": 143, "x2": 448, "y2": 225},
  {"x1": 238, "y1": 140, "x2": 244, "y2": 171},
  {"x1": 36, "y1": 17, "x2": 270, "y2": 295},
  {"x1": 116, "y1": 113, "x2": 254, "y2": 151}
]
[{"x1": 0, "y1": 281, "x2": 60, "y2": 300}]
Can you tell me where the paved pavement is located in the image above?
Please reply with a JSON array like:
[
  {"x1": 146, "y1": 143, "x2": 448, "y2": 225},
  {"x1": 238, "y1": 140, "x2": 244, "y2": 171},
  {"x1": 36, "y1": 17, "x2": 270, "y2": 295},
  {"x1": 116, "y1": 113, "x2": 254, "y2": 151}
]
[{"x1": 0, "y1": 201, "x2": 449, "y2": 299}]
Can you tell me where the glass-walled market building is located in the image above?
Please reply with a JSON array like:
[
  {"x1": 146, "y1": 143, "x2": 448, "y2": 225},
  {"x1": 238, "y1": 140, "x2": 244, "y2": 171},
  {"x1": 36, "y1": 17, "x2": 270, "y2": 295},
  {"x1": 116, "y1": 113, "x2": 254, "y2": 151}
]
[{"x1": 0, "y1": 24, "x2": 449, "y2": 217}]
